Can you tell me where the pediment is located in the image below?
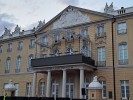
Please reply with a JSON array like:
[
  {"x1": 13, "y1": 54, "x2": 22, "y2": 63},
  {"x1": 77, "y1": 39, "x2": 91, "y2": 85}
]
[{"x1": 53, "y1": 7, "x2": 90, "y2": 29}]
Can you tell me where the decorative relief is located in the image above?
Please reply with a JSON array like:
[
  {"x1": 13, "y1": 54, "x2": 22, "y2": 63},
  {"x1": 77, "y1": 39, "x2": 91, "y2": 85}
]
[
  {"x1": 53, "y1": 8, "x2": 90, "y2": 29},
  {"x1": 95, "y1": 37, "x2": 106, "y2": 46}
]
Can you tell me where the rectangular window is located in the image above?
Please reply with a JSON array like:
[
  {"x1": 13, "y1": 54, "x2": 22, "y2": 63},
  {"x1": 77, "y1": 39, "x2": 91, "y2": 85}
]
[
  {"x1": 97, "y1": 47, "x2": 106, "y2": 66},
  {"x1": 54, "y1": 34, "x2": 60, "y2": 43},
  {"x1": 40, "y1": 82, "x2": 45, "y2": 96},
  {"x1": 18, "y1": 41, "x2": 23, "y2": 50},
  {"x1": 100, "y1": 81, "x2": 106, "y2": 98},
  {"x1": 118, "y1": 22, "x2": 127, "y2": 34},
  {"x1": 29, "y1": 39, "x2": 35, "y2": 48},
  {"x1": 118, "y1": 43, "x2": 128, "y2": 65},
  {"x1": 0, "y1": 45, "x2": 2, "y2": 53},
  {"x1": 120, "y1": 80, "x2": 130, "y2": 99},
  {"x1": 42, "y1": 36, "x2": 48, "y2": 45},
  {"x1": 14, "y1": 83, "x2": 19, "y2": 96},
  {"x1": 26, "y1": 82, "x2": 31, "y2": 97},
  {"x1": 7, "y1": 43, "x2": 12, "y2": 52},
  {"x1": 96, "y1": 25, "x2": 105, "y2": 37},
  {"x1": 81, "y1": 28, "x2": 89, "y2": 40}
]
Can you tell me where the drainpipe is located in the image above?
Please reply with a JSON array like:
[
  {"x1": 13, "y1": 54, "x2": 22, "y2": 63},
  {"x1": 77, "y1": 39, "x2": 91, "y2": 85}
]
[{"x1": 112, "y1": 16, "x2": 116, "y2": 100}]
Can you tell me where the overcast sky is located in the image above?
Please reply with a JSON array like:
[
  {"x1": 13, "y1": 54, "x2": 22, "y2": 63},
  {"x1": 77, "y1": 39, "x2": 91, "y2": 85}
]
[{"x1": 0, "y1": 0, "x2": 133, "y2": 35}]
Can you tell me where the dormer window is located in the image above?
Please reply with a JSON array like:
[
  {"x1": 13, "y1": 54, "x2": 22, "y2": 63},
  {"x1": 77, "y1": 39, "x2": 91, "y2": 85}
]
[{"x1": 117, "y1": 22, "x2": 127, "y2": 34}]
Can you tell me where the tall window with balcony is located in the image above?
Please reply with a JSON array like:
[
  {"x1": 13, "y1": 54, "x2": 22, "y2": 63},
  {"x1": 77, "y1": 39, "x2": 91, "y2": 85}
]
[
  {"x1": 29, "y1": 39, "x2": 35, "y2": 48},
  {"x1": 97, "y1": 47, "x2": 106, "y2": 66},
  {"x1": 117, "y1": 22, "x2": 127, "y2": 34},
  {"x1": 96, "y1": 25, "x2": 105, "y2": 37},
  {"x1": 18, "y1": 41, "x2": 23, "y2": 50},
  {"x1": 28, "y1": 54, "x2": 33, "y2": 71},
  {"x1": 0, "y1": 45, "x2": 2, "y2": 53},
  {"x1": 15, "y1": 56, "x2": 21, "y2": 73},
  {"x1": 118, "y1": 42, "x2": 128, "y2": 65},
  {"x1": 7, "y1": 43, "x2": 12, "y2": 52},
  {"x1": 5, "y1": 57, "x2": 11, "y2": 73},
  {"x1": 26, "y1": 82, "x2": 31, "y2": 97},
  {"x1": 120, "y1": 80, "x2": 130, "y2": 99}
]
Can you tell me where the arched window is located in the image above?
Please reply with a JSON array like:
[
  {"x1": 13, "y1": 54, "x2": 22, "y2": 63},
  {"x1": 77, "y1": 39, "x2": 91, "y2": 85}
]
[
  {"x1": 16, "y1": 56, "x2": 21, "y2": 71},
  {"x1": 66, "y1": 47, "x2": 73, "y2": 55},
  {"x1": 5, "y1": 57, "x2": 11, "y2": 73}
]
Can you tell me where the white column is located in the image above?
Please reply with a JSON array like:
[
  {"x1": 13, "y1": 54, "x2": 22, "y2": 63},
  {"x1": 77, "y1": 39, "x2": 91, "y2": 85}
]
[
  {"x1": 46, "y1": 70, "x2": 51, "y2": 97},
  {"x1": 32, "y1": 72, "x2": 37, "y2": 97},
  {"x1": 62, "y1": 69, "x2": 67, "y2": 97},
  {"x1": 80, "y1": 69, "x2": 84, "y2": 99}
]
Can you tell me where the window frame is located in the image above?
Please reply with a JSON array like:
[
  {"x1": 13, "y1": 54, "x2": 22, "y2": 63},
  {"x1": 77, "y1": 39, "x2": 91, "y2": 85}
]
[{"x1": 117, "y1": 22, "x2": 127, "y2": 34}]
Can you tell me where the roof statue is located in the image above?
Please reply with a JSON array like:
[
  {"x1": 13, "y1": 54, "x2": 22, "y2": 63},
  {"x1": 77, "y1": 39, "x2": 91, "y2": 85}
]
[
  {"x1": 104, "y1": 2, "x2": 114, "y2": 13},
  {"x1": 14, "y1": 25, "x2": 21, "y2": 33},
  {"x1": 3, "y1": 27, "x2": 11, "y2": 36}
]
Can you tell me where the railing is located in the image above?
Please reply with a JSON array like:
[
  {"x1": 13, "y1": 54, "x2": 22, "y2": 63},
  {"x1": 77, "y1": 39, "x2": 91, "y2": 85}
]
[
  {"x1": 15, "y1": 68, "x2": 20, "y2": 73},
  {"x1": 117, "y1": 29, "x2": 127, "y2": 34},
  {"x1": 96, "y1": 61, "x2": 106, "y2": 67},
  {"x1": 95, "y1": 32, "x2": 106, "y2": 39},
  {"x1": 118, "y1": 59, "x2": 128, "y2": 65},
  {"x1": 5, "y1": 69, "x2": 10, "y2": 73}
]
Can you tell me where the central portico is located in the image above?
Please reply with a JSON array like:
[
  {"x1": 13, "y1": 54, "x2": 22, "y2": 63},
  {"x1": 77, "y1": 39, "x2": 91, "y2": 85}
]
[{"x1": 31, "y1": 54, "x2": 95, "y2": 98}]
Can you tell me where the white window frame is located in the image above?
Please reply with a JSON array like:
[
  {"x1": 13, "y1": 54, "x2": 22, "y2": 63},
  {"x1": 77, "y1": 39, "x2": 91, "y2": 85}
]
[
  {"x1": 16, "y1": 56, "x2": 21, "y2": 69},
  {"x1": 18, "y1": 41, "x2": 23, "y2": 50},
  {"x1": 28, "y1": 54, "x2": 33, "y2": 68},
  {"x1": 120, "y1": 80, "x2": 130, "y2": 99},
  {"x1": 98, "y1": 47, "x2": 105, "y2": 62},
  {"x1": 30, "y1": 39, "x2": 35, "y2": 47},
  {"x1": 100, "y1": 81, "x2": 106, "y2": 98},
  {"x1": 66, "y1": 79, "x2": 74, "y2": 99},
  {"x1": 14, "y1": 83, "x2": 19, "y2": 96},
  {"x1": 97, "y1": 25, "x2": 104, "y2": 36},
  {"x1": 40, "y1": 82, "x2": 45, "y2": 97},
  {"x1": 6, "y1": 57, "x2": 11, "y2": 71},
  {"x1": 42, "y1": 36, "x2": 48, "y2": 45},
  {"x1": 118, "y1": 43, "x2": 128, "y2": 65},
  {"x1": 52, "y1": 80, "x2": 59, "y2": 98},
  {"x1": 26, "y1": 82, "x2": 31, "y2": 97},
  {"x1": 54, "y1": 34, "x2": 60, "y2": 42},
  {"x1": 117, "y1": 22, "x2": 127, "y2": 34}
]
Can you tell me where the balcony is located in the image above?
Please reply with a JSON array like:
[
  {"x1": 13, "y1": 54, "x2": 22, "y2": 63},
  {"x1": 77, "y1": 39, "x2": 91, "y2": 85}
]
[
  {"x1": 118, "y1": 59, "x2": 128, "y2": 65},
  {"x1": 117, "y1": 29, "x2": 127, "y2": 35},
  {"x1": 31, "y1": 54, "x2": 95, "y2": 68},
  {"x1": 96, "y1": 61, "x2": 106, "y2": 67},
  {"x1": 5, "y1": 69, "x2": 10, "y2": 73},
  {"x1": 95, "y1": 32, "x2": 106, "y2": 39},
  {"x1": 15, "y1": 68, "x2": 20, "y2": 73}
]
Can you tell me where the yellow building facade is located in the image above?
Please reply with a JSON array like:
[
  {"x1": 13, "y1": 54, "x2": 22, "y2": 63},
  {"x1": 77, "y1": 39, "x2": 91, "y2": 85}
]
[{"x1": 0, "y1": 4, "x2": 133, "y2": 100}]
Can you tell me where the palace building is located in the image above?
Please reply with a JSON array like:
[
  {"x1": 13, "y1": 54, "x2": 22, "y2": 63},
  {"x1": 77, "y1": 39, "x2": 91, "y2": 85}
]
[{"x1": 0, "y1": 3, "x2": 133, "y2": 100}]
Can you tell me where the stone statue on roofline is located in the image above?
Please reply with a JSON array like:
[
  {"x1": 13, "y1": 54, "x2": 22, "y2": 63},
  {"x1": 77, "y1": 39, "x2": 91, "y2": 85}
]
[
  {"x1": 13, "y1": 25, "x2": 21, "y2": 34},
  {"x1": 4, "y1": 27, "x2": 11, "y2": 36}
]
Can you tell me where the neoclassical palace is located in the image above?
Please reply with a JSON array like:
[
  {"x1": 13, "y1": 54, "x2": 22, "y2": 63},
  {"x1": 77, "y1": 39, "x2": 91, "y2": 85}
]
[{"x1": 0, "y1": 3, "x2": 133, "y2": 100}]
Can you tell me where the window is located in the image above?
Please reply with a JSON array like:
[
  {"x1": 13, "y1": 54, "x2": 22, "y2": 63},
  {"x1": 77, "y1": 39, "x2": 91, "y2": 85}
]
[
  {"x1": 0, "y1": 45, "x2": 2, "y2": 53},
  {"x1": 118, "y1": 22, "x2": 127, "y2": 34},
  {"x1": 66, "y1": 32, "x2": 74, "y2": 42},
  {"x1": 52, "y1": 80, "x2": 59, "y2": 97},
  {"x1": 66, "y1": 79, "x2": 74, "y2": 99},
  {"x1": 16, "y1": 56, "x2": 21, "y2": 73},
  {"x1": 97, "y1": 47, "x2": 106, "y2": 66},
  {"x1": 29, "y1": 39, "x2": 35, "y2": 48},
  {"x1": 54, "y1": 48, "x2": 60, "y2": 56},
  {"x1": 100, "y1": 81, "x2": 106, "y2": 98},
  {"x1": 118, "y1": 42, "x2": 128, "y2": 65},
  {"x1": 81, "y1": 46, "x2": 88, "y2": 57},
  {"x1": 18, "y1": 41, "x2": 23, "y2": 50},
  {"x1": 26, "y1": 82, "x2": 31, "y2": 97},
  {"x1": 96, "y1": 25, "x2": 104, "y2": 37},
  {"x1": 15, "y1": 83, "x2": 19, "y2": 96},
  {"x1": 120, "y1": 80, "x2": 130, "y2": 99},
  {"x1": 42, "y1": 36, "x2": 48, "y2": 45},
  {"x1": 7, "y1": 43, "x2": 12, "y2": 52},
  {"x1": 5, "y1": 57, "x2": 11, "y2": 73},
  {"x1": 54, "y1": 34, "x2": 60, "y2": 43},
  {"x1": 66, "y1": 48, "x2": 73, "y2": 55},
  {"x1": 81, "y1": 28, "x2": 89, "y2": 40},
  {"x1": 40, "y1": 82, "x2": 45, "y2": 96},
  {"x1": 28, "y1": 54, "x2": 33, "y2": 71}
]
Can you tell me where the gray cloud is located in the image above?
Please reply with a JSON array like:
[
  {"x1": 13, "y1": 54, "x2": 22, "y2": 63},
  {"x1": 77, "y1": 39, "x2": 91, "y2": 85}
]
[
  {"x1": 0, "y1": 13, "x2": 16, "y2": 35},
  {"x1": 58, "y1": 0, "x2": 79, "y2": 6}
]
